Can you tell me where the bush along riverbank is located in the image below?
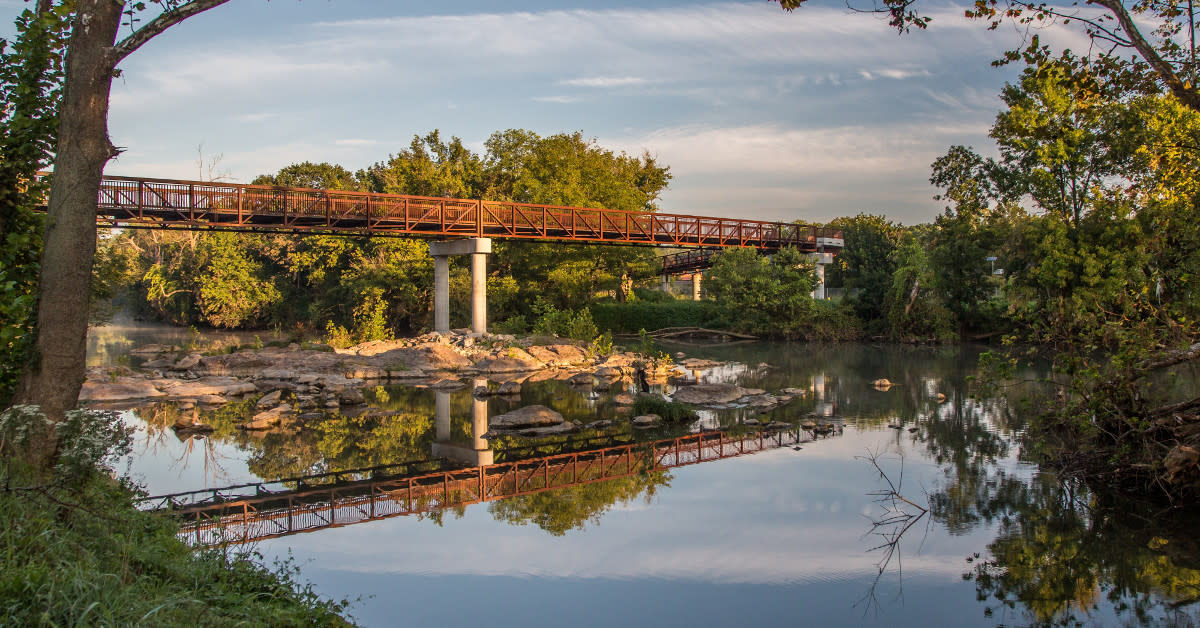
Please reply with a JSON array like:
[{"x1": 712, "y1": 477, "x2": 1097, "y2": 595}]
[{"x1": 0, "y1": 406, "x2": 354, "y2": 626}]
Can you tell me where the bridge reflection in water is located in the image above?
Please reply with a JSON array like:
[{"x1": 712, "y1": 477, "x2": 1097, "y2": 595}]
[
  {"x1": 431, "y1": 380, "x2": 493, "y2": 467},
  {"x1": 141, "y1": 407, "x2": 820, "y2": 547}
]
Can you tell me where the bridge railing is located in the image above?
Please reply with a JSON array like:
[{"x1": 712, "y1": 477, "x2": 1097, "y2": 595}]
[
  {"x1": 94, "y1": 175, "x2": 831, "y2": 249},
  {"x1": 658, "y1": 225, "x2": 845, "y2": 274}
]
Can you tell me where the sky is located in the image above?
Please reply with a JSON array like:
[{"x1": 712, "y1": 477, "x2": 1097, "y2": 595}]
[{"x1": 4, "y1": 0, "x2": 1091, "y2": 224}]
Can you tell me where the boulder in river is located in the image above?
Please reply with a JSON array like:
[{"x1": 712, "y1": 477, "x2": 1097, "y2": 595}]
[
  {"x1": 256, "y1": 389, "x2": 283, "y2": 410},
  {"x1": 525, "y1": 344, "x2": 590, "y2": 368},
  {"x1": 672, "y1": 383, "x2": 756, "y2": 405},
  {"x1": 241, "y1": 404, "x2": 293, "y2": 430},
  {"x1": 339, "y1": 388, "x2": 366, "y2": 405},
  {"x1": 171, "y1": 353, "x2": 203, "y2": 371},
  {"x1": 632, "y1": 414, "x2": 661, "y2": 428},
  {"x1": 490, "y1": 405, "x2": 564, "y2": 429}
]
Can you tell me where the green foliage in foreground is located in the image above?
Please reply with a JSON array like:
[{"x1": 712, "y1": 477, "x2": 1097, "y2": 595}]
[
  {"x1": 0, "y1": 476, "x2": 354, "y2": 626},
  {"x1": 0, "y1": 6, "x2": 67, "y2": 406},
  {"x1": 0, "y1": 406, "x2": 353, "y2": 626}
]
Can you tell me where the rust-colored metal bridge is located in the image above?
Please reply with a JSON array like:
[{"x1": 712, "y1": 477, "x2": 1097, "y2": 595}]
[
  {"x1": 141, "y1": 427, "x2": 815, "y2": 547},
  {"x1": 91, "y1": 174, "x2": 842, "y2": 251}
]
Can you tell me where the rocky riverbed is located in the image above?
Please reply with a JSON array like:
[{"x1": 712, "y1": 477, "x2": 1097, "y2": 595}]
[{"x1": 81, "y1": 331, "x2": 832, "y2": 438}]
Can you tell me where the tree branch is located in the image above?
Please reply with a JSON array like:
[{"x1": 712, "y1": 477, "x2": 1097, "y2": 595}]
[
  {"x1": 1150, "y1": 395, "x2": 1200, "y2": 419},
  {"x1": 1141, "y1": 342, "x2": 1200, "y2": 373},
  {"x1": 112, "y1": 0, "x2": 233, "y2": 64},
  {"x1": 1090, "y1": 0, "x2": 1200, "y2": 110}
]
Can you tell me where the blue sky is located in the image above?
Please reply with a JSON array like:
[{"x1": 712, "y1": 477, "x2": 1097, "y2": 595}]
[{"x1": 6, "y1": 1, "x2": 1090, "y2": 223}]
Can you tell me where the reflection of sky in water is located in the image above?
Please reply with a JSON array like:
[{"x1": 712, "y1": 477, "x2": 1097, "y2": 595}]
[
  {"x1": 263, "y1": 428, "x2": 1027, "y2": 627},
  {"x1": 119, "y1": 411, "x2": 267, "y2": 495},
  {"x1": 98, "y1": 327, "x2": 1198, "y2": 627}
]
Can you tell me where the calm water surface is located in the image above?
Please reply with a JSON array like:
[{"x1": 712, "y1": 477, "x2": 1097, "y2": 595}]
[{"x1": 92, "y1": 326, "x2": 1200, "y2": 627}]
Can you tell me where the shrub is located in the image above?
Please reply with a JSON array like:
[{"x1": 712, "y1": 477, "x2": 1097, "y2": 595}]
[
  {"x1": 590, "y1": 301, "x2": 730, "y2": 333},
  {"x1": 530, "y1": 301, "x2": 598, "y2": 341},
  {"x1": 324, "y1": 321, "x2": 355, "y2": 349},
  {"x1": 632, "y1": 396, "x2": 698, "y2": 424},
  {"x1": 493, "y1": 314, "x2": 529, "y2": 335},
  {"x1": 632, "y1": 287, "x2": 676, "y2": 303}
]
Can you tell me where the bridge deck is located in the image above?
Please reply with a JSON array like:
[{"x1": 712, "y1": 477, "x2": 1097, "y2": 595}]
[{"x1": 89, "y1": 175, "x2": 841, "y2": 250}]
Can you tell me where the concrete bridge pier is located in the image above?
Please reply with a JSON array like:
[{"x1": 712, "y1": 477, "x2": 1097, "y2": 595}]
[
  {"x1": 691, "y1": 273, "x2": 703, "y2": 301},
  {"x1": 810, "y1": 252, "x2": 833, "y2": 300},
  {"x1": 429, "y1": 238, "x2": 492, "y2": 335}
]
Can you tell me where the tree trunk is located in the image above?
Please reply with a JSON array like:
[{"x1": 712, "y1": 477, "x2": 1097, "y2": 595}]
[{"x1": 14, "y1": 0, "x2": 123, "y2": 423}]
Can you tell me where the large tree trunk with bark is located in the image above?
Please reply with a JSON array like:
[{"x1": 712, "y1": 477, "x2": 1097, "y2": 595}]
[{"x1": 14, "y1": 0, "x2": 123, "y2": 425}]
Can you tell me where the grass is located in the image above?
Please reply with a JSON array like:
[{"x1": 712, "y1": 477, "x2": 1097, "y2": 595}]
[{"x1": 0, "y1": 462, "x2": 354, "y2": 626}]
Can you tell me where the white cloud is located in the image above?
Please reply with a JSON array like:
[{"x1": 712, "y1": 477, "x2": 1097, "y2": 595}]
[
  {"x1": 861, "y1": 68, "x2": 933, "y2": 81},
  {"x1": 334, "y1": 138, "x2": 380, "y2": 147},
  {"x1": 233, "y1": 112, "x2": 276, "y2": 123},
  {"x1": 560, "y1": 76, "x2": 651, "y2": 88},
  {"x1": 532, "y1": 95, "x2": 582, "y2": 104}
]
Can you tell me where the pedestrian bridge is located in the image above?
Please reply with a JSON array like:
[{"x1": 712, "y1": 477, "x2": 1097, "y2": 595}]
[
  {"x1": 93, "y1": 174, "x2": 843, "y2": 251},
  {"x1": 86, "y1": 173, "x2": 844, "y2": 333}
]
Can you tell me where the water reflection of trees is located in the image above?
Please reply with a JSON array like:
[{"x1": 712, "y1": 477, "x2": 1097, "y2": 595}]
[
  {"x1": 947, "y1": 471, "x2": 1200, "y2": 626},
  {"x1": 489, "y1": 470, "x2": 671, "y2": 536},
  {"x1": 806, "y1": 343, "x2": 1200, "y2": 626},
  {"x1": 917, "y1": 388, "x2": 1200, "y2": 626}
]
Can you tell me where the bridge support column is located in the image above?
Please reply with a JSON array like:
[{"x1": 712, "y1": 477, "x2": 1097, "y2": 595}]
[
  {"x1": 809, "y1": 252, "x2": 833, "y2": 300},
  {"x1": 433, "y1": 256, "x2": 450, "y2": 334},
  {"x1": 691, "y1": 273, "x2": 702, "y2": 301},
  {"x1": 429, "y1": 238, "x2": 492, "y2": 335},
  {"x1": 471, "y1": 250, "x2": 487, "y2": 335}
]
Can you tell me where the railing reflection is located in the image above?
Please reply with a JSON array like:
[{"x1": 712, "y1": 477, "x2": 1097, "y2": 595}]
[{"x1": 147, "y1": 425, "x2": 820, "y2": 547}]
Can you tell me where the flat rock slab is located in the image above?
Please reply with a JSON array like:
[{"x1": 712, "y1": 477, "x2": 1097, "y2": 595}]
[
  {"x1": 672, "y1": 383, "x2": 758, "y2": 405},
  {"x1": 475, "y1": 357, "x2": 542, "y2": 373},
  {"x1": 158, "y1": 377, "x2": 258, "y2": 399},
  {"x1": 79, "y1": 377, "x2": 166, "y2": 402},
  {"x1": 490, "y1": 404, "x2": 564, "y2": 429}
]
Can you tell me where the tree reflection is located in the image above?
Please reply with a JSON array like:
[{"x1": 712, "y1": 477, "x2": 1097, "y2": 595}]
[
  {"x1": 919, "y1": 395, "x2": 1200, "y2": 626},
  {"x1": 489, "y1": 470, "x2": 671, "y2": 536}
]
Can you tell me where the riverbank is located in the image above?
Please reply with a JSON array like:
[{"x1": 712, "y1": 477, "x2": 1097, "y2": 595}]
[{"x1": 0, "y1": 460, "x2": 353, "y2": 625}]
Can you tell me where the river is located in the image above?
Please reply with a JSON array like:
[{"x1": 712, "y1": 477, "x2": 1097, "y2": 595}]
[{"x1": 91, "y1": 323, "x2": 1200, "y2": 627}]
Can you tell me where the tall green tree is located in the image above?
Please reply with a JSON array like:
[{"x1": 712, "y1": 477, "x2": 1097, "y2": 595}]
[
  {"x1": 16, "y1": 0, "x2": 233, "y2": 437},
  {"x1": 482, "y1": 130, "x2": 670, "y2": 310},
  {"x1": 825, "y1": 213, "x2": 901, "y2": 330},
  {"x1": 884, "y1": 229, "x2": 955, "y2": 341},
  {"x1": 928, "y1": 146, "x2": 1022, "y2": 335},
  {"x1": 704, "y1": 246, "x2": 817, "y2": 338}
]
